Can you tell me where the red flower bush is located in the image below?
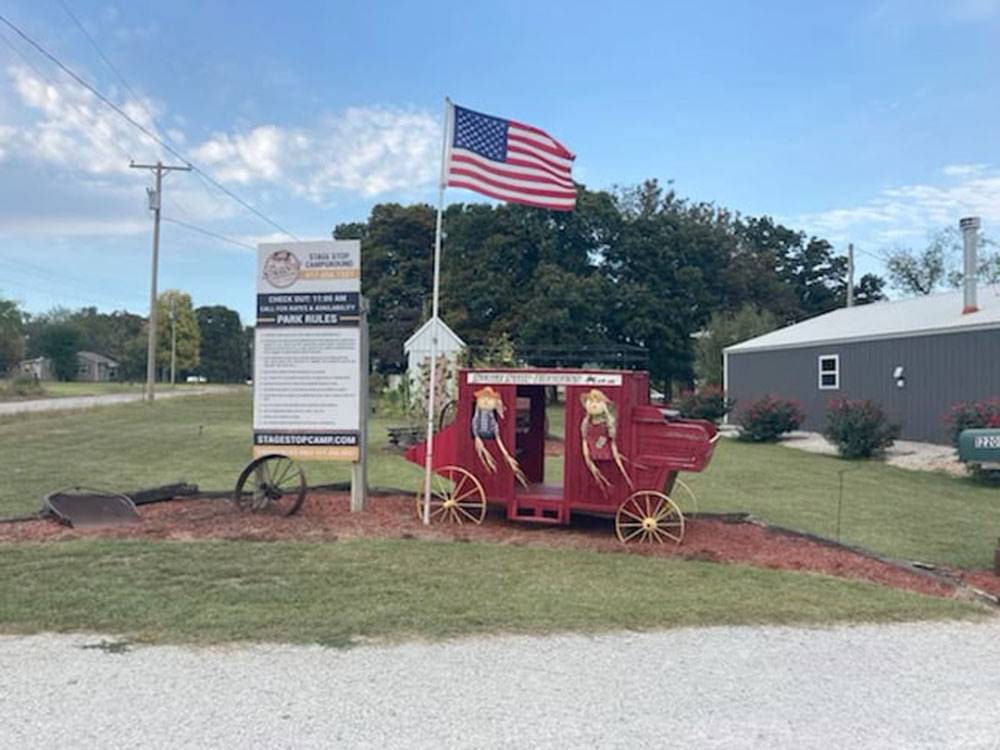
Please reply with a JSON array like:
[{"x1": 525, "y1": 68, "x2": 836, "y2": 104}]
[
  {"x1": 675, "y1": 386, "x2": 735, "y2": 423},
  {"x1": 823, "y1": 399, "x2": 900, "y2": 459},
  {"x1": 737, "y1": 395, "x2": 804, "y2": 442},
  {"x1": 944, "y1": 398, "x2": 1000, "y2": 448}
]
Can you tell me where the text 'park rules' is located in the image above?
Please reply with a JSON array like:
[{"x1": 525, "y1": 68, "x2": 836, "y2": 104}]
[{"x1": 253, "y1": 240, "x2": 362, "y2": 461}]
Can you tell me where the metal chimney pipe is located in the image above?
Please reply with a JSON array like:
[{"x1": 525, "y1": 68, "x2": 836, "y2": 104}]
[{"x1": 960, "y1": 216, "x2": 980, "y2": 314}]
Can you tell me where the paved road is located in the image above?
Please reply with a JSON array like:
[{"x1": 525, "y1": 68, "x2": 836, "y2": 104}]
[
  {"x1": 4, "y1": 620, "x2": 1000, "y2": 749},
  {"x1": 0, "y1": 386, "x2": 243, "y2": 416}
]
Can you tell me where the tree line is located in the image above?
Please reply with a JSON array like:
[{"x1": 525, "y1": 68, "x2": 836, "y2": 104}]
[
  {"x1": 9, "y1": 179, "x2": 988, "y2": 391},
  {"x1": 338, "y1": 179, "x2": 886, "y2": 391},
  {"x1": 0, "y1": 292, "x2": 251, "y2": 383}
]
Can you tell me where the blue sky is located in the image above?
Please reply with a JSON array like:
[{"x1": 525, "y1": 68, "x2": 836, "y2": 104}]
[{"x1": 1, "y1": 0, "x2": 999, "y2": 322}]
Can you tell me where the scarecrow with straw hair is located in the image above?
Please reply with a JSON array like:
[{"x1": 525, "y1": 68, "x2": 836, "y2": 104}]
[
  {"x1": 471, "y1": 386, "x2": 527, "y2": 486},
  {"x1": 580, "y1": 388, "x2": 632, "y2": 491}
]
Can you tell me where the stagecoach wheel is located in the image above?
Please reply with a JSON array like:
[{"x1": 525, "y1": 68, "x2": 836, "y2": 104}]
[
  {"x1": 671, "y1": 477, "x2": 699, "y2": 517},
  {"x1": 413, "y1": 465, "x2": 487, "y2": 525},
  {"x1": 615, "y1": 491, "x2": 685, "y2": 545},
  {"x1": 233, "y1": 454, "x2": 307, "y2": 516}
]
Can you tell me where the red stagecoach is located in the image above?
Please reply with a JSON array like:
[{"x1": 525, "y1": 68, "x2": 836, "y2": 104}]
[{"x1": 405, "y1": 368, "x2": 719, "y2": 544}]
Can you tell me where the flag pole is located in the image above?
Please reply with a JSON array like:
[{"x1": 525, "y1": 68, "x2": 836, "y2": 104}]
[{"x1": 422, "y1": 97, "x2": 452, "y2": 525}]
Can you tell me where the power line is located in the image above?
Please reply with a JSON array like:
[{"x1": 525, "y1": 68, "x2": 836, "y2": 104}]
[
  {"x1": 0, "y1": 12, "x2": 298, "y2": 240},
  {"x1": 56, "y1": 0, "x2": 167, "y2": 140},
  {"x1": 0, "y1": 258, "x2": 142, "y2": 309},
  {"x1": 161, "y1": 216, "x2": 256, "y2": 251},
  {"x1": 57, "y1": 0, "x2": 203, "y2": 224},
  {"x1": 853, "y1": 245, "x2": 884, "y2": 263}
]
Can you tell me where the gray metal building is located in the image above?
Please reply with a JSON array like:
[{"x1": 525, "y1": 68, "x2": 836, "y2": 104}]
[{"x1": 724, "y1": 284, "x2": 1000, "y2": 444}]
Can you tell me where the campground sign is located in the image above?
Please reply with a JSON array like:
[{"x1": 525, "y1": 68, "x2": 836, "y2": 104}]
[{"x1": 253, "y1": 239, "x2": 362, "y2": 461}]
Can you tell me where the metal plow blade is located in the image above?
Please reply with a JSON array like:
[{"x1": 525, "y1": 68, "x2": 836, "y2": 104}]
[{"x1": 43, "y1": 488, "x2": 141, "y2": 528}]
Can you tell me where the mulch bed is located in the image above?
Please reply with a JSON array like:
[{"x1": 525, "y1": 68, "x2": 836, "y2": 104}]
[{"x1": 4, "y1": 491, "x2": 998, "y2": 602}]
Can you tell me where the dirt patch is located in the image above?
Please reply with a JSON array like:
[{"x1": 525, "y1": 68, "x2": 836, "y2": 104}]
[
  {"x1": 1, "y1": 492, "x2": 981, "y2": 600},
  {"x1": 957, "y1": 570, "x2": 1000, "y2": 598}
]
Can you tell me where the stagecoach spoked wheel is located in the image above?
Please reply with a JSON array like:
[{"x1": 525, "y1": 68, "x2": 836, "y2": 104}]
[
  {"x1": 414, "y1": 465, "x2": 487, "y2": 525},
  {"x1": 615, "y1": 491, "x2": 685, "y2": 544},
  {"x1": 233, "y1": 454, "x2": 307, "y2": 516},
  {"x1": 671, "y1": 477, "x2": 699, "y2": 517}
]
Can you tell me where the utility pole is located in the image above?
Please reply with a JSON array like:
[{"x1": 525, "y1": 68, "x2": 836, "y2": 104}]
[
  {"x1": 846, "y1": 242, "x2": 855, "y2": 308},
  {"x1": 130, "y1": 160, "x2": 191, "y2": 402},
  {"x1": 169, "y1": 295, "x2": 177, "y2": 387}
]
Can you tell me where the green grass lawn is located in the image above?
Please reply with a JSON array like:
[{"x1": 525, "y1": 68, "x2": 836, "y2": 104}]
[
  {"x1": 2, "y1": 393, "x2": 997, "y2": 568},
  {"x1": 685, "y1": 438, "x2": 1000, "y2": 569},
  {"x1": 0, "y1": 391, "x2": 423, "y2": 518},
  {"x1": 38, "y1": 381, "x2": 146, "y2": 398},
  {"x1": 0, "y1": 539, "x2": 977, "y2": 646},
  {"x1": 0, "y1": 380, "x2": 144, "y2": 401},
  {"x1": 0, "y1": 392, "x2": 993, "y2": 645}
]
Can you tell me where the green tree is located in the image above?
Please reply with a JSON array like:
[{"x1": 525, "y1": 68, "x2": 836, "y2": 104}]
[
  {"x1": 69, "y1": 307, "x2": 145, "y2": 365},
  {"x1": 156, "y1": 290, "x2": 200, "y2": 376},
  {"x1": 0, "y1": 296, "x2": 25, "y2": 375},
  {"x1": 35, "y1": 322, "x2": 83, "y2": 381},
  {"x1": 737, "y1": 216, "x2": 853, "y2": 320},
  {"x1": 885, "y1": 238, "x2": 946, "y2": 295},
  {"x1": 335, "y1": 180, "x2": 883, "y2": 391},
  {"x1": 694, "y1": 305, "x2": 779, "y2": 386},
  {"x1": 886, "y1": 227, "x2": 1000, "y2": 295},
  {"x1": 338, "y1": 204, "x2": 435, "y2": 373},
  {"x1": 853, "y1": 273, "x2": 886, "y2": 305},
  {"x1": 600, "y1": 180, "x2": 732, "y2": 388},
  {"x1": 196, "y1": 306, "x2": 246, "y2": 382}
]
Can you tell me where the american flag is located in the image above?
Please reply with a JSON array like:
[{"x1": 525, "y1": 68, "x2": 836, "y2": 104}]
[{"x1": 446, "y1": 103, "x2": 576, "y2": 211}]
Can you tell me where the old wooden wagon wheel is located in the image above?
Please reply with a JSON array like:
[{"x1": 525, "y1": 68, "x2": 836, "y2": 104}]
[
  {"x1": 671, "y1": 477, "x2": 699, "y2": 516},
  {"x1": 414, "y1": 465, "x2": 487, "y2": 525},
  {"x1": 615, "y1": 490, "x2": 685, "y2": 544},
  {"x1": 233, "y1": 454, "x2": 307, "y2": 516}
]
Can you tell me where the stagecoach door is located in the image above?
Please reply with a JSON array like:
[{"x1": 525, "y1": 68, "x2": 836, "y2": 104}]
[{"x1": 511, "y1": 385, "x2": 566, "y2": 523}]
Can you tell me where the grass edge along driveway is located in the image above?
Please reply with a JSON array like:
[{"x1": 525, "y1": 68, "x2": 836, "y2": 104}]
[{"x1": 0, "y1": 538, "x2": 983, "y2": 647}]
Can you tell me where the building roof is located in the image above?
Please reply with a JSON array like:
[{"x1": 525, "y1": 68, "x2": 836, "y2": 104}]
[
  {"x1": 403, "y1": 317, "x2": 466, "y2": 352},
  {"x1": 726, "y1": 284, "x2": 1000, "y2": 354},
  {"x1": 77, "y1": 350, "x2": 120, "y2": 366}
]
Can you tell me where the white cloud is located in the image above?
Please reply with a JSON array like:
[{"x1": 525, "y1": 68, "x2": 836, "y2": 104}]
[
  {"x1": 0, "y1": 66, "x2": 438, "y2": 213},
  {"x1": 0, "y1": 65, "x2": 440, "y2": 240},
  {"x1": 0, "y1": 215, "x2": 148, "y2": 236},
  {"x1": 8, "y1": 66, "x2": 163, "y2": 170},
  {"x1": 798, "y1": 166, "x2": 1000, "y2": 248},
  {"x1": 941, "y1": 163, "x2": 986, "y2": 177},
  {"x1": 191, "y1": 107, "x2": 439, "y2": 201}
]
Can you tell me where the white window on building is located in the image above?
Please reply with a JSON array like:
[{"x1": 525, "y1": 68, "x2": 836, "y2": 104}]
[{"x1": 818, "y1": 354, "x2": 839, "y2": 390}]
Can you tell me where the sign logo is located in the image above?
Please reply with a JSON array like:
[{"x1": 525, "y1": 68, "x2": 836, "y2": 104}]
[{"x1": 263, "y1": 250, "x2": 301, "y2": 288}]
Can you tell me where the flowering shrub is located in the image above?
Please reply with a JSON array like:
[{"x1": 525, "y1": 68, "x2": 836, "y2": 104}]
[
  {"x1": 944, "y1": 398, "x2": 1000, "y2": 448},
  {"x1": 737, "y1": 396, "x2": 804, "y2": 442},
  {"x1": 675, "y1": 386, "x2": 735, "y2": 423},
  {"x1": 823, "y1": 399, "x2": 900, "y2": 459}
]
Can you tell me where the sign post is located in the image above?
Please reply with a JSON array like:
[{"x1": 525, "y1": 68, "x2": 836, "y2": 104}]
[{"x1": 253, "y1": 239, "x2": 367, "y2": 509}]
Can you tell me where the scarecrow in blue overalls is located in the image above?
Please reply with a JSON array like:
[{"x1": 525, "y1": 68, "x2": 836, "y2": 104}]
[{"x1": 471, "y1": 386, "x2": 527, "y2": 486}]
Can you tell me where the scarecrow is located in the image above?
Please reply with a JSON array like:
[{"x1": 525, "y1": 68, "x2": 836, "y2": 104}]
[
  {"x1": 580, "y1": 388, "x2": 632, "y2": 490},
  {"x1": 471, "y1": 386, "x2": 527, "y2": 486}
]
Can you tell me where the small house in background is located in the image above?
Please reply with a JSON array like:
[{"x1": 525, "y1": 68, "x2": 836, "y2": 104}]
[
  {"x1": 18, "y1": 356, "x2": 51, "y2": 381},
  {"x1": 404, "y1": 317, "x2": 465, "y2": 397},
  {"x1": 75, "y1": 351, "x2": 120, "y2": 382},
  {"x1": 724, "y1": 284, "x2": 1000, "y2": 444},
  {"x1": 18, "y1": 351, "x2": 121, "y2": 382}
]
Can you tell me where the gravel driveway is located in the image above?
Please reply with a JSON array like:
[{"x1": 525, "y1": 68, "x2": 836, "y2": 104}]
[
  {"x1": 0, "y1": 386, "x2": 243, "y2": 417},
  {"x1": 4, "y1": 619, "x2": 1000, "y2": 749}
]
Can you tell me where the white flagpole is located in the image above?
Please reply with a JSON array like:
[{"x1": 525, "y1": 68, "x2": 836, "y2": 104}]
[{"x1": 422, "y1": 97, "x2": 453, "y2": 525}]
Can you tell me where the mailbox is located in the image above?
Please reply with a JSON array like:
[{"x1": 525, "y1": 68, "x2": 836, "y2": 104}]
[{"x1": 958, "y1": 429, "x2": 1000, "y2": 467}]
